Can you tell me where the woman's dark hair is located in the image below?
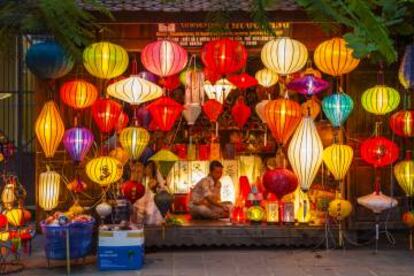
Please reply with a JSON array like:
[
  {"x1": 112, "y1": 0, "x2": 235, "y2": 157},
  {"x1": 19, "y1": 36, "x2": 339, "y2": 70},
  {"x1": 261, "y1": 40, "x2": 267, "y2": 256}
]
[
  {"x1": 145, "y1": 160, "x2": 157, "y2": 179},
  {"x1": 209, "y1": 160, "x2": 223, "y2": 172}
]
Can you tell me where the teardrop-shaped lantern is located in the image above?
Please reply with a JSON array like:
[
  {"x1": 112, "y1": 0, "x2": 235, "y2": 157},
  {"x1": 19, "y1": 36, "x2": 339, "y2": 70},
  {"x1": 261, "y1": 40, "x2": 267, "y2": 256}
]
[
  {"x1": 119, "y1": 127, "x2": 150, "y2": 160},
  {"x1": 85, "y1": 156, "x2": 123, "y2": 187},
  {"x1": 360, "y1": 136, "x2": 399, "y2": 168},
  {"x1": 255, "y1": 68, "x2": 278, "y2": 88},
  {"x1": 322, "y1": 92, "x2": 354, "y2": 128},
  {"x1": 287, "y1": 74, "x2": 329, "y2": 96},
  {"x1": 399, "y1": 44, "x2": 414, "y2": 89},
  {"x1": 231, "y1": 97, "x2": 251, "y2": 128},
  {"x1": 109, "y1": 147, "x2": 130, "y2": 165},
  {"x1": 361, "y1": 85, "x2": 400, "y2": 115},
  {"x1": 288, "y1": 117, "x2": 323, "y2": 192},
  {"x1": 183, "y1": 69, "x2": 204, "y2": 105},
  {"x1": 183, "y1": 104, "x2": 202, "y2": 125},
  {"x1": 91, "y1": 98, "x2": 122, "y2": 133},
  {"x1": 301, "y1": 98, "x2": 321, "y2": 120},
  {"x1": 228, "y1": 73, "x2": 258, "y2": 89},
  {"x1": 263, "y1": 98, "x2": 302, "y2": 145},
  {"x1": 38, "y1": 168, "x2": 61, "y2": 211},
  {"x1": 261, "y1": 37, "x2": 308, "y2": 75},
  {"x1": 357, "y1": 192, "x2": 398, "y2": 214},
  {"x1": 60, "y1": 79, "x2": 98, "y2": 109},
  {"x1": 203, "y1": 78, "x2": 236, "y2": 104},
  {"x1": 63, "y1": 127, "x2": 94, "y2": 163},
  {"x1": 147, "y1": 96, "x2": 183, "y2": 131},
  {"x1": 390, "y1": 110, "x2": 414, "y2": 137},
  {"x1": 323, "y1": 144, "x2": 353, "y2": 181},
  {"x1": 203, "y1": 99, "x2": 223, "y2": 122},
  {"x1": 394, "y1": 157, "x2": 414, "y2": 197},
  {"x1": 255, "y1": 100, "x2": 269, "y2": 123},
  {"x1": 141, "y1": 40, "x2": 188, "y2": 77},
  {"x1": 35, "y1": 101, "x2": 65, "y2": 158}
]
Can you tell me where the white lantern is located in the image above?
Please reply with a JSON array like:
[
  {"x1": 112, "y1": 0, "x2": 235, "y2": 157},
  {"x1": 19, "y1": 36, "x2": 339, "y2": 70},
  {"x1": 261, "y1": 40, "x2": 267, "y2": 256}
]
[
  {"x1": 96, "y1": 201, "x2": 112, "y2": 218},
  {"x1": 357, "y1": 192, "x2": 398, "y2": 214},
  {"x1": 255, "y1": 100, "x2": 269, "y2": 123},
  {"x1": 183, "y1": 104, "x2": 202, "y2": 125},
  {"x1": 204, "y1": 78, "x2": 235, "y2": 104},
  {"x1": 38, "y1": 168, "x2": 61, "y2": 211},
  {"x1": 220, "y1": 175, "x2": 236, "y2": 204}
]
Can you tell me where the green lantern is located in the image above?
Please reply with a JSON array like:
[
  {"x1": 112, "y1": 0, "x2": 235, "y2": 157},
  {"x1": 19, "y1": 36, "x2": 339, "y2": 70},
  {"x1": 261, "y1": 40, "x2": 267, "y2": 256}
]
[{"x1": 361, "y1": 85, "x2": 400, "y2": 115}]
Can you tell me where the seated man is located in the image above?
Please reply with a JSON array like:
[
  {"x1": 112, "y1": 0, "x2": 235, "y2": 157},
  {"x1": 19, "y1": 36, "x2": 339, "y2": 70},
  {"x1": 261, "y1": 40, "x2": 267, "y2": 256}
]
[{"x1": 189, "y1": 160, "x2": 230, "y2": 219}]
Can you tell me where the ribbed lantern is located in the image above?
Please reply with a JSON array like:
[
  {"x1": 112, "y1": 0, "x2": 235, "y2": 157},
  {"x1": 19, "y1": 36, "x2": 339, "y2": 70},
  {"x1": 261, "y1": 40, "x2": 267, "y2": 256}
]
[
  {"x1": 85, "y1": 156, "x2": 123, "y2": 187},
  {"x1": 228, "y1": 73, "x2": 258, "y2": 89},
  {"x1": 255, "y1": 100, "x2": 269, "y2": 123},
  {"x1": 203, "y1": 79, "x2": 236, "y2": 104},
  {"x1": 399, "y1": 44, "x2": 414, "y2": 89},
  {"x1": 261, "y1": 37, "x2": 308, "y2": 75},
  {"x1": 263, "y1": 98, "x2": 302, "y2": 145},
  {"x1": 394, "y1": 154, "x2": 414, "y2": 197},
  {"x1": 301, "y1": 98, "x2": 321, "y2": 119},
  {"x1": 119, "y1": 127, "x2": 150, "y2": 160},
  {"x1": 322, "y1": 92, "x2": 354, "y2": 128},
  {"x1": 288, "y1": 117, "x2": 324, "y2": 192},
  {"x1": 203, "y1": 99, "x2": 223, "y2": 122},
  {"x1": 35, "y1": 101, "x2": 65, "y2": 158},
  {"x1": 141, "y1": 40, "x2": 188, "y2": 77},
  {"x1": 360, "y1": 136, "x2": 399, "y2": 168},
  {"x1": 231, "y1": 97, "x2": 251, "y2": 128},
  {"x1": 91, "y1": 98, "x2": 122, "y2": 133},
  {"x1": 357, "y1": 192, "x2": 398, "y2": 214},
  {"x1": 361, "y1": 85, "x2": 400, "y2": 115},
  {"x1": 313, "y1": 37, "x2": 360, "y2": 76},
  {"x1": 323, "y1": 144, "x2": 354, "y2": 181},
  {"x1": 60, "y1": 79, "x2": 98, "y2": 109},
  {"x1": 183, "y1": 104, "x2": 202, "y2": 125},
  {"x1": 255, "y1": 68, "x2": 278, "y2": 88},
  {"x1": 109, "y1": 147, "x2": 130, "y2": 165},
  {"x1": 63, "y1": 127, "x2": 94, "y2": 163},
  {"x1": 201, "y1": 38, "x2": 247, "y2": 76},
  {"x1": 38, "y1": 168, "x2": 61, "y2": 211},
  {"x1": 147, "y1": 96, "x2": 183, "y2": 131},
  {"x1": 390, "y1": 110, "x2": 414, "y2": 137},
  {"x1": 83, "y1": 42, "x2": 129, "y2": 79}
]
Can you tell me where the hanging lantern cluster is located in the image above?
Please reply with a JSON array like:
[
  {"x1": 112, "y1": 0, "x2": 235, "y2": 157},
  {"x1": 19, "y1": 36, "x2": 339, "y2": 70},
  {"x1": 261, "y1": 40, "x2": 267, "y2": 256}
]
[
  {"x1": 361, "y1": 85, "x2": 400, "y2": 115},
  {"x1": 60, "y1": 79, "x2": 98, "y2": 109}
]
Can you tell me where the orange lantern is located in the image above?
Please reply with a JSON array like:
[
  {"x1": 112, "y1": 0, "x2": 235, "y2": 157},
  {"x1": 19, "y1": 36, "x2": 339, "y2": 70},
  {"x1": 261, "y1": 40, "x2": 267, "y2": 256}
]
[{"x1": 60, "y1": 79, "x2": 98, "y2": 109}]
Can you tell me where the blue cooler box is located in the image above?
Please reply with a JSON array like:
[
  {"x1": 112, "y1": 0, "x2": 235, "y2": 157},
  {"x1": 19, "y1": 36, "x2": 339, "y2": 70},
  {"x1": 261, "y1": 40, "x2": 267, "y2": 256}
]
[{"x1": 98, "y1": 226, "x2": 144, "y2": 271}]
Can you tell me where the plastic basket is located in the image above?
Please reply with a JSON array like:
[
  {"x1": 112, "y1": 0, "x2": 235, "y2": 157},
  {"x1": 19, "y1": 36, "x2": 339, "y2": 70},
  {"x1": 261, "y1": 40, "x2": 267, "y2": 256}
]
[{"x1": 40, "y1": 219, "x2": 95, "y2": 260}]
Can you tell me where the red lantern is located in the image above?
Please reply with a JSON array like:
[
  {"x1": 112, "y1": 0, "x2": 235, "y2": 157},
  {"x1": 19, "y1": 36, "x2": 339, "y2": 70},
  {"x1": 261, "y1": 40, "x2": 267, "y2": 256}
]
[
  {"x1": 231, "y1": 206, "x2": 246, "y2": 224},
  {"x1": 231, "y1": 97, "x2": 251, "y2": 128},
  {"x1": 115, "y1": 111, "x2": 129, "y2": 134},
  {"x1": 228, "y1": 73, "x2": 258, "y2": 89},
  {"x1": 159, "y1": 74, "x2": 181, "y2": 90},
  {"x1": 121, "y1": 180, "x2": 145, "y2": 203},
  {"x1": 239, "y1": 176, "x2": 251, "y2": 200},
  {"x1": 23, "y1": 209, "x2": 32, "y2": 223},
  {"x1": 202, "y1": 99, "x2": 223, "y2": 122},
  {"x1": 262, "y1": 168, "x2": 298, "y2": 200},
  {"x1": 0, "y1": 214, "x2": 7, "y2": 228},
  {"x1": 204, "y1": 67, "x2": 220, "y2": 83},
  {"x1": 360, "y1": 136, "x2": 400, "y2": 168},
  {"x1": 147, "y1": 96, "x2": 183, "y2": 131},
  {"x1": 92, "y1": 98, "x2": 122, "y2": 133},
  {"x1": 390, "y1": 110, "x2": 414, "y2": 137},
  {"x1": 198, "y1": 144, "x2": 210, "y2": 160},
  {"x1": 60, "y1": 79, "x2": 98, "y2": 109},
  {"x1": 201, "y1": 38, "x2": 248, "y2": 76}
]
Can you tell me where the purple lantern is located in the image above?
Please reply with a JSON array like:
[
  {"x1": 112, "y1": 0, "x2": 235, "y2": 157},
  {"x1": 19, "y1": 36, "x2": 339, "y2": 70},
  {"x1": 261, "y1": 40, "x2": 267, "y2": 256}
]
[
  {"x1": 63, "y1": 127, "x2": 94, "y2": 163},
  {"x1": 137, "y1": 106, "x2": 152, "y2": 128},
  {"x1": 287, "y1": 75, "x2": 329, "y2": 96},
  {"x1": 138, "y1": 70, "x2": 158, "y2": 83}
]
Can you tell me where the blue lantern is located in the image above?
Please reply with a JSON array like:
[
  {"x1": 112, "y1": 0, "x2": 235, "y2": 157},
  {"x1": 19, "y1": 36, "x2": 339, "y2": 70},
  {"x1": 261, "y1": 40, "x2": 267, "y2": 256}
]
[
  {"x1": 25, "y1": 41, "x2": 74, "y2": 79},
  {"x1": 140, "y1": 147, "x2": 154, "y2": 164},
  {"x1": 399, "y1": 44, "x2": 414, "y2": 89},
  {"x1": 322, "y1": 92, "x2": 354, "y2": 128}
]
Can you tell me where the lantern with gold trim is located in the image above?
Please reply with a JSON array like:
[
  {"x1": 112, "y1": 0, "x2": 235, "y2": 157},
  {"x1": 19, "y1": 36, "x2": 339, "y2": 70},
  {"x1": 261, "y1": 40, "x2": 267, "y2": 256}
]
[
  {"x1": 255, "y1": 68, "x2": 278, "y2": 88},
  {"x1": 361, "y1": 85, "x2": 400, "y2": 115},
  {"x1": 323, "y1": 143, "x2": 354, "y2": 182},
  {"x1": 5, "y1": 209, "x2": 23, "y2": 227},
  {"x1": 119, "y1": 126, "x2": 150, "y2": 160},
  {"x1": 85, "y1": 156, "x2": 123, "y2": 187}
]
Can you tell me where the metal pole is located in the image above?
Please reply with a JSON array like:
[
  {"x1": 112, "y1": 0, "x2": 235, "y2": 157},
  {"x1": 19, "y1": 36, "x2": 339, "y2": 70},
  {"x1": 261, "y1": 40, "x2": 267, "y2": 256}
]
[{"x1": 16, "y1": 35, "x2": 24, "y2": 182}]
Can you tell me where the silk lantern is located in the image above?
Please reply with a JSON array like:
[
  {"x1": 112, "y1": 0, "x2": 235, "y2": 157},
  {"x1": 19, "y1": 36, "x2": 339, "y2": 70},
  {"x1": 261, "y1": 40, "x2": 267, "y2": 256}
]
[
  {"x1": 287, "y1": 74, "x2": 329, "y2": 96},
  {"x1": 263, "y1": 98, "x2": 302, "y2": 145},
  {"x1": 183, "y1": 104, "x2": 202, "y2": 125},
  {"x1": 35, "y1": 101, "x2": 65, "y2": 158},
  {"x1": 203, "y1": 99, "x2": 223, "y2": 122},
  {"x1": 361, "y1": 85, "x2": 400, "y2": 115},
  {"x1": 314, "y1": 37, "x2": 360, "y2": 76},
  {"x1": 322, "y1": 92, "x2": 354, "y2": 128},
  {"x1": 204, "y1": 79, "x2": 236, "y2": 104},
  {"x1": 390, "y1": 110, "x2": 414, "y2": 137},
  {"x1": 328, "y1": 197, "x2": 352, "y2": 220},
  {"x1": 119, "y1": 127, "x2": 150, "y2": 160},
  {"x1": 201, "y1": 38, "x2": 247, "y2": 76},
  {"x1": 228, "y1": 73, "x2": 258, "y2": 89},
  {"x1": 109, "y1": 147, "x2": 130, "y2": 165},
  {"x1": 255, "y1": 100, "x2": 269, "y2": 123},
  {"x1": 231, "y1": 97, "x2": 251, "y2": 128},
  {"x1": 360, "y1": 136, "x2": 399, "y2": 168},
  {"x1": 121, "y1": 180, "x2": 145, "y2": 203},
  {"x1": 288, "y1": 117, "x2": 324, "y2": 192},
  {"x1": 141, "y1": 40, "x2": 188, "y2": 77},
  {"x1": 92, "y1": 98, "x2": 122, "y2": 133},
  {"x1": 323, "y1": 144, "x2": 353, "y2": 181},
  {"x1": 150, "y1": 149, "x2": 179, "y2": 179},
  {"x1": 357, "y1": 192, "x2": 398, "y2": 213},
  {"x1": 60, "y1": 79, "x2": 98, "y2": 109},
  {"x1": 38, "y1": 168, "x2": 60, "y2": 211},
  {"x1": 301, "y1": 98, "x2": 321, "y2": 119},
  {"x1": 63, "y1": 127, "x2": 94, "y2": 163},
  {"x1": 147, "y1": 96, "x2": 183, "y2": 131},
  {"x1": 85, "y1": 156, "x2": 123, "y2": 187},
  {"x1": 255, "y1": 68, "x2": 278, "y2": 88},
  {"x1": 399, "y1": 44, "x2": 414, "y2": 89},
  {"x1": 263, "y1": 168, "x2": 298, "y2": 200},
  {"x1": 83, "y1": 42, "x2": 128, "y2": 79},
  {"x1": 26, "y1": 41, "x2": 74, "y2": 79},
  {"x1": 394, "y1": 157, "x2": 414, "y2": 197},
  {"x1": 261, "y1": 37, "x2": 308, "y2": 75}
]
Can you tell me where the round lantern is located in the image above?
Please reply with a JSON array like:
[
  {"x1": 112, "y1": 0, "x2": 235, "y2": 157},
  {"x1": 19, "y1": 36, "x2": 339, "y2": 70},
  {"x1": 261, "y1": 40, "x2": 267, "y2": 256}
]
[
  {"x1": 35, "y1": 101, "x2": 65, "y2": 158},
  {"x1": 394, "y1": 159, "x2": 414, "y2": 197},
  {"x1": 255, "y1": 100, "x2": 269, "y2": 123},
  {"x1": 361, "y1": 85, "x2": 400, "y2": 115},
  {"x1": 262, "y1": 168, "x2": 298, "y2": 200},
  {"x1": 141, "y1": 40, "x2": 188, "y2": 77},
  {"x1": 109, "y1": 147, "x2": 130, "y2": 165},
  {"x1": 390, "y1": 110, "x2": 414, "y2": 137},
  {"x1": 85, "y1": 156, "x2": 123, "y2": 187},
  {"x1": 255, "y1": 68, "x2": 278, "y2": 88},
  {"x1": 357, "y1": 192, "x2": 398, "y2": 214},
  {"x1": 91, "y1": 98, "x2": 122, "y2": 133},
  {"x1": 203, "y1": 99, "x2": 223, "y2": 122},
  {"x1": 231, "y1": 97, "x2": 251, "y2": 128},
  {"x1": 183, "y1": 103, "x2": 202, "y2": 125},
  {"x1": 323, "y1": 144, "x2": 354, "y2": 181},
  {"x1": 328, "y1": 198, "x2": 352, "y2": 220},
  {"x1": 322, "y1": 92, "x2": 354, "y2": 128},
  {"x1": 288, "y1": 117, "x2": 324, "y2": 192},
  {"x1": 228, "y1": 73, "x2": 258, "y2": 89},
  {"x1": 6, "y1": 209, "x2": 23, "y2": 227},
  {"x1": 301, "y1": 98, "x2": 321, "y2": 119},
  {"x1": 263, "y1": 98, "x2": 302, "y2": 145},
  {"x1": 402, "y1": 211, "x2": 414, "y2": 228},
  {"x1": 246, "y1": 205, "x2": 265, "y2": 222},
  {"x1": 121, "y1": 180, "x2": 145, "y2": 203},
  {"x1": 360, "y1": 136, "x2": 399, "y2": 168},
  {"x1": 0, "y1": 214, "x2": 7, "y2": 228},
  {"x1": 25, "y1": 41, "x2": 74, "y2": 79},
  {"x1": 201, "y1": 38, "x2": 247, "y2": 76},
  {"x1": 399, "y1": 44, "x2": 414, "y2": 89},
  {"x1": 115, "y1": 111, "x2": 130, "y2": 134},
  {"x1": 203, "y1": 79, "x2": 236, "y2": 104},
  {"x1": 119, "y1": 127, "x2": 150, "y2": 160},
  {"x1": 313, "y1": 37, "x2": 360, "y2": 76},
  {"x1": 287, "y1": 74, "x2": 329, "y2": 96},
  {"x1": 63, "y1": 127, "x2": 94, "y2": 163},
  {"x1": 147, "y1": 96, "x2": 183, "y2": 132},
  {"x1": 261, "y1": 37, "x2": 308, "y2": 75},
  {"x1": 60, "y1": 79, "x2": 98, "y2": 109},
  {"x1": 38, "y1": 169, "x2": 61, "y2": 211},
  {"x1": 96, "y1": 201, "x2": 112, "y2": 218},
  {"x1": 83, "y1": 42, "x2": 129, "y2": 79}
]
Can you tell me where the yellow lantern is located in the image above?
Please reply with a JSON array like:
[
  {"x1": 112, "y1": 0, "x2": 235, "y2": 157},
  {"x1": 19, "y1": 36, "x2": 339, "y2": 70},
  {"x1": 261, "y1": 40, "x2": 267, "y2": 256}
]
[
  {"x1": 68, "y1": 201, "x2": 85, "y2": 216},
  {"x1": 247, "y1": 206, "x2": 265, "y2": 222},
  {"x1": 38, "y1": 168, "x2": 61, "y2": 211},
  {"x1": 301, "y1": 98, "x2": 321, "y2": 119},
  {"x1": 83, "y1": 42, "x2": 129, "y2": 79},
  {"x1": 6, "y1": 209, "x2": 23, "y2": 227},
  {"x1": 265, "y1": 201, "x2": 279, "y2": 223},
  {"x1": 1, "y1": 182, "x2": 15, "y2": 210},
  {"x1": 119, "y1": 127, "x2": 150, "y2": 160},
  {"x1": 323, "y1": 144, "x2": 354, "y2": 181},
  {"x1": 328, "y1": 197, "x2": 352, "y2": 220},
  {"x1": 294, "y1": 188, "x2": 311, "y2": 223},
  {"x1": 255, "y1": 68, "x2": 279, "y2": 88},
  {"x1": 109, "y1": 147, "x2": 130, "y2": 165},
  {"x1": 35, "y1": 101, "x2": 65, "y2": 158},
  {"x1": 394, "y1": 159, "x2": 414, "y2": 197},
  {"x1": 361, "y1": 85, "x2": 400, "y2": 115},
  {"x1": 85, "y1": 156, "x2": 123, "y2": 187},
  {"x1": 261, "y1": 37, "x2": 308, "y2": 75},
  {"x1": 314, "y1": 37, "x2": 360, "y2": 76},
  {"x1": 203, "y1": 79, "x2": 236, "y2": 104},
  {"x1": 0, "y1": 232, "x2": 9, "y2": 242}
]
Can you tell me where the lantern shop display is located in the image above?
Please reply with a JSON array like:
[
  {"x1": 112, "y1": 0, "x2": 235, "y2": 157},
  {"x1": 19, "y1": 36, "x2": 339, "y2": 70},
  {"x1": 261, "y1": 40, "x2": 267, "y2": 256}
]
[
  {"x1": 287, "y1": 74, "x2": 329, "y2": 96},
  {"x1": 60, "y1": 79, "x2": 98, "y2": 109},
  {"x1": 91, "y1": 98, "x2": 122, "y2": 133},
  {"x1": 360, "y1": 136, "x2": 399, "y2": 168},
  {"x1": 203, "y1": 79, "x2": 236, "y2": 104},
  {"x1": 121, "y1": 180, "x2": 145, "y2": 203},
  {"x1": 183, "y1": 104, "x2": 202, "y2": 125},
  {"x1": 322, "y1": 92, "x2": 354, "y2": 128},
  {"x1": 390, "y1": 110, "x2": 414, "y2": 137},
  {"x1": 301, "y1": 98, "x2": 321, "y2": 119},
  {"x1": 38, "y1": 169, "x2": 61, "y2": 211},
  {"x1": 323, "y1": 144, "x2": 354, "y2": 181},
  {"x1": 147, "y1": 97, "x2": 183, "y2": 132},
  {"x1": 394, "y1": 158, "x2": 414, "y2": 197},
  {"x1": 399, "y1": 44, "x2": 414, "y2": 89},
  {"x1": 228, "y1": 73, "x2": 258, "y2": 90},
  {"x1": 119, "y1": 127, "x2": 150, "y2": 160},
  {"x1": 255, "y1": 68, "x2": 278, "y2": 88},
  {"x1": 361, "y1": 85, "x2": 401, "y2": 115},
  {"x1": 63, "y1": 127, "x2": 94, "y2": 163},
  {"x1": 231, "y1": 97, "x2": 251, "y2": 128},
  {"x1": 85, "y1": 156, "x2": 123, "y2": 187},
  {"x1": 35, "y1": 101, "x2": 65, "y2": 158},
  {"x1": 357, "y1": 192, "x2": 398, "y2": 214},
  {"x1": 262, "y1": 168, "x2": 298, "y2": 200},
  {"x1": 246, "y1": 205, "x2": 265, "y2": 223}
]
